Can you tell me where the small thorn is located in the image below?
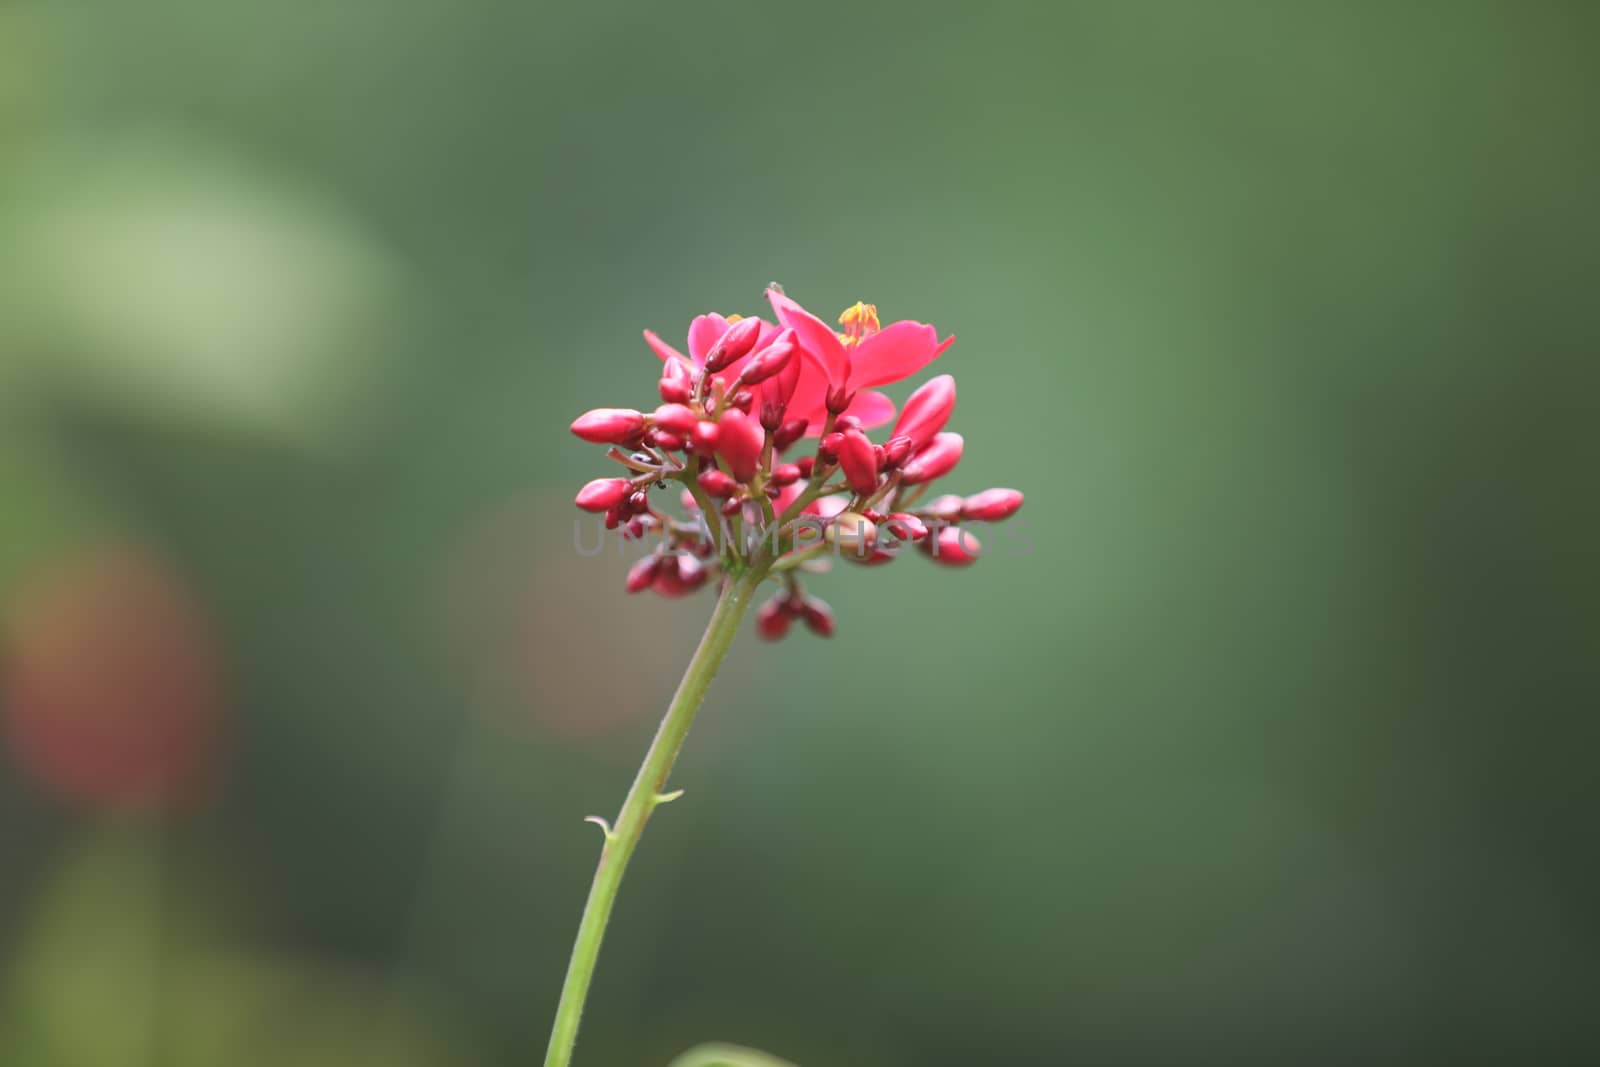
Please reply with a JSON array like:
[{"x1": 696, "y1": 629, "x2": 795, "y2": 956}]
[
  {"x1": 584, "y1": 815, "x2": 617, "y2": 842},
  {"x1": 654, "y1": 789, "x2": 685, "y2": 806}
]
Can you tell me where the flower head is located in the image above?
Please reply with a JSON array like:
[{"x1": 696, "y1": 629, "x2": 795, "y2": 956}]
[{"x1": 570, "y1": 285, "x2": 1021, "y2": 638}]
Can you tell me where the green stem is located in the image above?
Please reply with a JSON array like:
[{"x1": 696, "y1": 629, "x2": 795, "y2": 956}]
[{"x1": 543, "y1": 564, "x2": 767, "y2": 1067}]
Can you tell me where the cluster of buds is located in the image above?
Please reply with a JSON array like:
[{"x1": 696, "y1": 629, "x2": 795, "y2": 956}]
[{"x1": 571, "y1": 286, "x2": 1023, "y2": 639}]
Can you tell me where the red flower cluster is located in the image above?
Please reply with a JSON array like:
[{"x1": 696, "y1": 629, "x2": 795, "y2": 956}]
[{"x1": 571, "y1": 286, "x2": 1023, "y2": 639}]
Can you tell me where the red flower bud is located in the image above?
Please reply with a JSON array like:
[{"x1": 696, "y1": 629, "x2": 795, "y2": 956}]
[
  {"x1": 961, "y1": 488, "x2": 1024, "y2": 522},
  {"x1": 716, "y1": 409, "x2": 765, "y2": 482},
  {"x1": 759, "y1": 402, "x2": 783, "y2": 432},
  {"x1": 799, "y1": 596, "x2": 834, "y2": 637},
  {"x1": 899, "y1": 432, "x2": 964, "y2": 485},
  {"x1": 771, "y1": 463, "x2": 801, "y2": 486},
  {"x1": 882, "y1": 434, "x2": 914, "y2": 468},
  {"x1": 702, "y1": 316, "x2": 764, "y2": 373},
  {"x1": 691, "y1": 420, "x2": 720, "y2": 453},
  {"x1": 730, "y1": 389, "x2": 755, "y2": 413},
  {"x1": 625, "y1": 555, "x2": 661, "y2": 593},
  {"x1": 697, "y1": 469, "x2": 737, "y2": 498},
  {"x1": 737, "y1": 331, "x2": 797, "y2": 386},
  {"x1": 654, "y1": 431, "x2": 684, "y2": 452},
  {"x1": 836, "y1": 429, "x2": 880, "y2": 496},
  {"x1": 659, "y1": 359, "x2": 695, "y2": 404},
  {"x1": 818, "y1": 432, "x2": 844, "y2": 463},
  {"x1": 891, "y1": 374, "x2": 956, "y2": 451},
  {"x1": 793, "y1": 455, "x2": 815, "y2": 477},
  {"x1": 921, "y1": 525, "x2": 981, "y2": 566},
  {"x1": 922, "y1": 494, "x2": 965, "y2": 520},
  {"x1": 575, "y1": 477, "x2": 630, "y2": 512},
  {"x1": 884, "y1": 513, "x2": 929, "y2": 541},
  {"x1": 825, "y1": 385, "x2": 854, "y2": 415},
  {"x1": 653, "y1": 555, "x2": 707, "y2": 597},
  {"x1": 571, "y1": 407, "x2": 646, "y2": 445},
  {"x1": 834, "y1": 415, "x2": 863, "y2": 432},
  {"x1": 652, "y1": 403, "x2": 699, "y2": 436},
  {"x1": 720, "y1": 497, "x2": 744, "y2": 517},
  {"x1": 773, "y1": 418, "x2": 809, "y2": 451},
  {"x1": 756, "y1": 597, "x2": 792, "y2": 641}
]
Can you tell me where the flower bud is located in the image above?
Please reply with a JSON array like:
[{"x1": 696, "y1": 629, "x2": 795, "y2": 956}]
[
  {"x1": 756, "y1": 597, "x2": 792, "y2": 641},
  {"x1": 703, "y1": 316, "x2": 764, "y2": 374},
  {"x1": 922, "y1": 494, "x2": 965, "y2": 520},
  {"x1": 691, "y1": 420, "x2": 720, "y2": 453},
  {"x1": 571, "y1": 408, "x2": 646, "y2": 445},
  {"x1": 825, "y1": 511, "x2": 877, "y2": 557},
  {"x1": 818, "y1": 432, "x2": 843, "y2": 463},
  {"x1": 659, "y1": 358, "x2": 695, "y2": 403},
  {"x1": 891, "y1": 374, "x2": 955, "y2": 450},
  {"x1": 771, "y1": 463, "x2": 801, "y2": 486},
  {"x1": 882, "y1": 434, "x2": 915, "y2": 469},
  {"x1": 962, "y1": 488, "x2": 1024, "y2": 522},
  {"x1": 884, "y1": 513, "x2": 929, "y2": 541},
  {"x1": 654, "y1": 431, "x2": 684, "y2": 452},
  {"x1": 834, "y1": 415, "x2": 863, "y2": 432},
  {"x1": 759, "y1": 402, "x2": 784, "y2": 432},
  {"x1": 651, "y1": 403, "x2": 699, "y2": 436},
  {"x1": 836, "y1": 429, "x2": 880, "y2": 496},
  {"x1": 737, "y1": 331, "x2": 797, "y2": 386},
  {"x1": 825, "y1": 384, "x2": 854, "y2": 415},
  {"x1": 576, "y1": 477, "x2": 631, "y2": 512},
  {"x1": 921, "y1": 525, "x2": 981, "y2": 566},
  {"x1": 720, "y1": 497, "x2": 744, "y2": 517},
  {"x1": 697, "y1": 469, "x2": 737, "y2": 498},
  {"x1": 625, "y1": 554, "x2": 661, "y2": 593},
  {"x1": 730, "y1": 390, "x2": 755, "y2": 413},
  {"x1": 773, "y1": 419, "x2": 809, "y2": 451},
  {"x1": 653, "y1": 555, "x2": 706, "y2": 597},
  {"x1": 793, "y1": 455, "x2": 815, "y2": 477},
  {"x1": 899, "y1": 432, "x2": 964, "y2": 485},
  {"x1": 715, "y1": 409, "x2": 765, "y2": 482},
  {"x1": 799, "y1": 596, "x2": 834, "y2": 637}
]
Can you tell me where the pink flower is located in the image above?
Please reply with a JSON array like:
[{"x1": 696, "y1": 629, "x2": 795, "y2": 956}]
[
  {"x1": 765, "y1": 289, "x2": 954, "y2": 432},
  {"x1": 644, "y1": 313, "x2": 780, "y2": 393}
]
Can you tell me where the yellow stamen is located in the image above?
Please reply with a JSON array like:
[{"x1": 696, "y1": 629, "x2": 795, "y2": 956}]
[
  {"x1": 836, "y1": 301, "x2": 880, "y2": 347},
  {"x1": 725, "y1": 313, "x2": 744, "y2": 323}
]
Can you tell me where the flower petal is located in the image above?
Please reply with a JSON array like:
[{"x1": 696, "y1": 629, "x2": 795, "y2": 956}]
[
  {"x1": 687, "y1": 314, "x2": 733, "y2": 365},
  {"x1": 844, "y1": 389, "x2": 895, "y2": 430},
  {"x1": 850, "y1": 322, "x2": 954, "y2": 389},
  {"x1": 643, "y1": 329, "x2": 690, "y2": 367},
  {"x1": 767, "y1": 288, "x2": 849, "y2": 385}
]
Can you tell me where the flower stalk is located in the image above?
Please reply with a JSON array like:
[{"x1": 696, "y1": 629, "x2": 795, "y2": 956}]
[{"x1": 544, "y1": 564, "x2": 767, "y2": 1067}]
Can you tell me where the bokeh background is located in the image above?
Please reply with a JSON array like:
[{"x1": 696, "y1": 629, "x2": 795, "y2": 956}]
[{"x1": 2, "y1": 2, "x2": 1596, "y2": 1065}]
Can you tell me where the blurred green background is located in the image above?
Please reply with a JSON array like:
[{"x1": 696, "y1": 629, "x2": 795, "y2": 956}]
[{"x1": 2, "y1": 2, "x2": 1596, "y2": 1064}]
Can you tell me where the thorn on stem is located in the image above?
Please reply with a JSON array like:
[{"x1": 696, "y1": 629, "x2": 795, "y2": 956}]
[
  {"x1": 584, "y1": 815, "x2": 618, "y2": 842},
  {"x1": 654, "y1": 789, "x2": 685, "y2": 806}
]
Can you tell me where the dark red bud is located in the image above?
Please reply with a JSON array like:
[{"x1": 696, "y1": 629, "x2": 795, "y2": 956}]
[
  {"x1": 652, "y1": 403, "x2": 699, "y2": 436},
  {"x1": 759, "y1": 402, "x2": 784, "y2": 432},
  {"x1": 731, "y1": 389, "x2": 755, "y2": 413},
  {"x1": 884, "y1": 513, "x2": 930, "y2": 541},
  {"x1": 799, "y1": 596, "x2": 835, "y2": 637},
  {"x1": 756, "y1": 597, "x2": 792, "y2": 641},
  {"x1": 691, "y1": 420, "x2": 720, "y2": 453},
  {"x1": 576, "y1": 477, "x2": 630, "y2": 512},
  {"x1": 720, "y1": 497, "x2": 744, "y2": 517},
  {"x1": 625, "y1": 555, "x2": 661, "y2": 593},
  {"x1": 794, "y1": 455, "x2": 815, "y2": 477},
  {"x1": 737, "y1": 333, "x2": 797, "y2": 386},
  {"x1": 703, "y1": 316, "x2": 764, "y2": 373},
  {"x1": 882, "y1": 434, "x2": 914, "y2": 468},
  {"x1": 899, "y1": 432, "x2": 964, "y2": 485},
  {"x1": 571, "y1": 408, "x2": 646, "y2": 445},
  {"x1": 604, "y1": 506, "x2": 623, "y2": 530},
  {"x1": 834, "y1": 415, "x2": 863, "y2": 432},
  {"x1": 961, "y1": 488, "x2": 1024, "y2": 522},
  {"x1": 697, "y1": 469, "x2": 737, "y2": 497},
  {"x1": 654, "y1": 431, "x2": 684, "y2": 452},
  {"x1": 659, "y1": 360, "x2": 695, "y2": 404},
  {"x1": 772, "y1": 463, "x2": 801, "y2": 486},
  {"x1": 818, "y1": 432, "x2": 844, "y2": 463},
  {"x1": 715, "y1": 409, "x2": 765, "y2": 482},
  {"x1": 773, "y1": 418, "x2": 809, "y2": 451},
  {"x1": 921, "y1": 525, "x2": 981, "y2": 566},
  {"x1": 825, "y1": 385, "x2": 855, "y2": 415},
  {"x1": 627, "y1": 490, "x2": 649, "y2": 512},
  {"x1": 891, "y1": 374, "x2": 956, "y2": 451},
  {"x1": 836, "y1": 429, "x2": 880, "y2": 496}
]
